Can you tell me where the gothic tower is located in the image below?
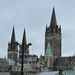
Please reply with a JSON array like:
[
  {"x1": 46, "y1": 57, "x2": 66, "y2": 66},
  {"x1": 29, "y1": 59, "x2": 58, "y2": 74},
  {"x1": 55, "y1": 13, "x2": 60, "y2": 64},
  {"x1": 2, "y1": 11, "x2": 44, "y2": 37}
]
[
  {"x1": 7, "y1": 27, "x2": 18, "y2": 61},
  {"x1": 19, "y1": 29, "x2": 29, "y2": 59},
  {"x1": 45, "y1": 7, "x2": 61, "y2": 57}
]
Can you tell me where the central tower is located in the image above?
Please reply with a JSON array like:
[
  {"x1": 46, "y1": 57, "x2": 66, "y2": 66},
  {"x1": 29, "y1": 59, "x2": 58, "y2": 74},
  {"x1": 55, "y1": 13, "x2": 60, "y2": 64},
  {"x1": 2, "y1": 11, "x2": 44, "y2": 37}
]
[{"x1": 45, "y1": 7, "x2": 61, "y2": 57}]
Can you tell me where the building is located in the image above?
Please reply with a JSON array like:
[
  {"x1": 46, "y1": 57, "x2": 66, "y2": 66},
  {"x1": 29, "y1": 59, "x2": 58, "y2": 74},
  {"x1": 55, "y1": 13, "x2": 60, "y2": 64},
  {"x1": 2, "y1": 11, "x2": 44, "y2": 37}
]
[
  {"x1": 7, "y1": 27, "x2": 30, "y2": 61},
  {"x1": 44, "y1": 7, "x2": 75, "y2": 71},
  {"x1": 6, "y1": 7, "x2": 75, "y2": 72},
  {"x1": 45, "y1": 7, "x2": 61, "y2": 57},
  {"x1": 19, "y1": 29, "x2": 29, "y2": 59},
  {"x1": 0, "y1": 58, "x2": 9, "y2": 72},
  {"x1": 6, "y1": 28, "x2": 38, "y2": 74},
  {"x1": 7, "y1": 27, "x2": 18, "y2": 62}
]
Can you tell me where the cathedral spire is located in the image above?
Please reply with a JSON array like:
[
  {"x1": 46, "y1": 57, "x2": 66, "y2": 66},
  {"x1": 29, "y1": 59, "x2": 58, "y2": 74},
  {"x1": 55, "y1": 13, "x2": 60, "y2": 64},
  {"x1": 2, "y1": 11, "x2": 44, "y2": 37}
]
[
  {"x1": 11, "y1": 26, "x2": 16, "y2": 43},
  {"x1": 8, "y1": 26, "x2": 18, "y2": 60},
  {"x1": 22, "y1": 28, "x2": 27, "y2": 52},
  {"x1": 50, "y1": 7, "x2": 57, "y2": 28},
  {"x1": 45, "y1": 42, "x2": 52, "y2": 56}
]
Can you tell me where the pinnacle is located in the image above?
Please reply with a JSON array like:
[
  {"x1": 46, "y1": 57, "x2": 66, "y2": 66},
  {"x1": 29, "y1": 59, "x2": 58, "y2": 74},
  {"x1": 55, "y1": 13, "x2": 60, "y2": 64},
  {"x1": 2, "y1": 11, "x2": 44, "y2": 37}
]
[{"x1": 50, "y1": 7, "x2": 57, "y2": 28}]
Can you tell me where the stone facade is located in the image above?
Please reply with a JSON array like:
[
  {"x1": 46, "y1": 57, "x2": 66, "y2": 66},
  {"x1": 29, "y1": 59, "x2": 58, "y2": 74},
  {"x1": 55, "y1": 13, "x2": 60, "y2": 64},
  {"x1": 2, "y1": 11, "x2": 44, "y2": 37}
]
[
  {"x1": 19, "y1": 29, "x2": 29, "y2": 59},
  {"x1": 0, "y1": 58, "x2": 9, "y2": 72},
  {"x1": 6, "y1": 7, "x2": 75, "y2": 72},
  {"x1": 44, "y1": 7, "x2": 75, "y2": 71},
  {"x1": 44, "y1": 7, "x2": 61, "y2": 70},
  {"x1": 7, "y1": 27, "x2": 18, "y2": 61},
  {"x1": 45, "y1": 7, "x2": 61, "y2": 57},
  {"x1": 7, "y1": 27, "x2": 29, "y2": 61}
]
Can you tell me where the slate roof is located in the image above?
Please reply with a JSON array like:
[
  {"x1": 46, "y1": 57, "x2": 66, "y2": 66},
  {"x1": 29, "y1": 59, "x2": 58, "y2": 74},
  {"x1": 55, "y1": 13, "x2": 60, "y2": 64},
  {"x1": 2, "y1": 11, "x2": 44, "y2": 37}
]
[
  {"x1": 0, "y1": 58, "x2": 8, "y2": 63},
  {"x1": 69, "y1": 56, "x2": 75, "y2": 62},
  {"x1": 54, "y1": 56, "x2": 75, "y2": 67},
  {"x1": 18, "y1": 58, "x2": 28, "y2": 64},
  {"x1": 54, "y1": 57, "x2": 70, "y2": 66},
  {"x1": 45, "y1": 42, "x2": 52, "y2": 56},
  {"x1": 28, "y1": 54, "x2": 37, "y2": 57}
]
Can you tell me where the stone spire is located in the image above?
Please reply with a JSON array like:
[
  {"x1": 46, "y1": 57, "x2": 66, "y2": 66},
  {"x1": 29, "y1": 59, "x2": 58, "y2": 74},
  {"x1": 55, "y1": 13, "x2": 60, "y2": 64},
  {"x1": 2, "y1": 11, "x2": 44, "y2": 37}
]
[
  {"x1": 22, "y1": 28, "x2": 27, "y2": 52},
  {"x1": 7, "y1": 26, "x2": 18, "y2": 60},
  {"x1": 45, "y1": 42, "x2": 52, "y2": 56},
  {"x1": 9, "y1": 26, "x2": 17, "y2": 51},
  {"x1": 50, "y1": 7, "x2": 57, "y2": 28},
  {"x1": 11, "y1": 26, "x2": 16, "y2": 44}
]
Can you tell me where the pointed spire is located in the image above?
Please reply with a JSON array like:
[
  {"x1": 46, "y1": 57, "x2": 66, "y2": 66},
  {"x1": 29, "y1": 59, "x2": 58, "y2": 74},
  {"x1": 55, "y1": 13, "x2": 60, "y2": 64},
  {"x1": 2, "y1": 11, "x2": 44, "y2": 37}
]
[
  {"x1": 22, "y1": 28, "x2": 27, "y2": 52},
  {"x1": 11, "y1": 26, "x2": 16, "y2": 43},
  {"x1": 45, "y1": 42, "x2": 52, "y2": 56},
  {"x1": 50, "y1": 7, "x2": 57, "y2": 28},
  {"x1": 22, "y1": 28, "x2": 27, "y2": 45}
]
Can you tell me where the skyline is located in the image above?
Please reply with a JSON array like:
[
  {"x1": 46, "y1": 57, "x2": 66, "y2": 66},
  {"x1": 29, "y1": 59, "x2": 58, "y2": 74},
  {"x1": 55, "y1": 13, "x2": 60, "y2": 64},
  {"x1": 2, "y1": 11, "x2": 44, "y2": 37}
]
[{"x1": 0, "y1": 0, "x2": 75, "y2": 58}]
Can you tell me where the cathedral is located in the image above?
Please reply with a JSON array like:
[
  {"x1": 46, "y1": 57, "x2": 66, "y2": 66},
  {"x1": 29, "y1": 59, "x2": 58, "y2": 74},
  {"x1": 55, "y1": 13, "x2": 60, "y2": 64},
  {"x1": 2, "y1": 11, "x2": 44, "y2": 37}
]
[
  {"x1": 7, "y1": 27, "x2": 29, "y2": 61},
  {"x1": 45, "y1": 7, "x2": 61, "y2": 57},
  {"x1": 44, "y1": 7, "x2": 75, "y2": 71},
  {"x1": 6, "y1": 7, "x2": 75, "y2": 72}
]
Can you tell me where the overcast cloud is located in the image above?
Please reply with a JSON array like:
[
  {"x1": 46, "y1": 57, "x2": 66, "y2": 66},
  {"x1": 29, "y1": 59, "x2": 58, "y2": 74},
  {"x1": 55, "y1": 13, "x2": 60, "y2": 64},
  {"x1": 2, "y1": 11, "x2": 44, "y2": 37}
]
[{"x1": 0, "y1": 0, "x2": 75, "y2": 58}]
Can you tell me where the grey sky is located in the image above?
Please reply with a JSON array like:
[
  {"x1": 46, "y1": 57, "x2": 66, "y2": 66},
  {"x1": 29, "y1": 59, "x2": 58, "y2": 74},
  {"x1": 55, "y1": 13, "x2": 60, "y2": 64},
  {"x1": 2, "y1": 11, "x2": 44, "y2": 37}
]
[{"x1": 0, "y1": 0, "x2": 75, "y2": 58}]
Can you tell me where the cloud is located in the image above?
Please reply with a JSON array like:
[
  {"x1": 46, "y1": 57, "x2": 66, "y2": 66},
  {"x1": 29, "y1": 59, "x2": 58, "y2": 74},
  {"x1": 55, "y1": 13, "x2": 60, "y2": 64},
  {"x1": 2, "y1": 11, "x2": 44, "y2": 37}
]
[{"x1": 0, "y1": 0, "x2": 75, "y2": 58}]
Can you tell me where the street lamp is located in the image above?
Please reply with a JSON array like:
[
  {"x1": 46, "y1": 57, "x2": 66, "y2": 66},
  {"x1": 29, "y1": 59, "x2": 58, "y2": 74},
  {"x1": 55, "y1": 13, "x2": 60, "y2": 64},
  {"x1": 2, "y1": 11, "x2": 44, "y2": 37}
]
[
  {"x1": 2, "y1": 62, "x2": 4, "y2": 75},
  {"x1": 15, "y1": 42, "x2": 32, "y2": 75}
]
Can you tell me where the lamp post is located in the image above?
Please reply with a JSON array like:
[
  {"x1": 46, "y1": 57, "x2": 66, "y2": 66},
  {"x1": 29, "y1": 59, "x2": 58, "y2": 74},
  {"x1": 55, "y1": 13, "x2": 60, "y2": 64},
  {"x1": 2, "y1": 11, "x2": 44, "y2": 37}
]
[
  {"x1": 2, "y1": 62, "x2": 4, "y2": 75},
  {"x1": 15, "y1": 42, "x2": 32, "y2": 75}
]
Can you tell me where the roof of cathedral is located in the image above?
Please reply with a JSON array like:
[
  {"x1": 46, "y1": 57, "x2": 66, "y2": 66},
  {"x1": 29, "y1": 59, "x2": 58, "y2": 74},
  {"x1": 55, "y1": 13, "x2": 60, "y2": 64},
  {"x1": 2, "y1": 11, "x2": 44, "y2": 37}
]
[
  {"x1": 50, "y1": 7, "x2": 57, "y2": 28},
  {"x1": 54, "y1": 56, "x2": 75, "y2": 67},
  {"x1": 11, "y1": 26, "x2": 16, "y2": 44},
  {"x1": 45, "y1": 42, "x2": 52, "y2": 56},
  {"x1": 21, "y1": 28, "x2": 27, "y2": 52},
  {"x1": 9, "y1": 26, "x2": 18, "y2": 51},
  {"x1": 0, "y1": 58, "x2": 8, "y2": 63},
  {"x1": 54, "y1": 57, "x2": 69, "y2": 66},
  {"x1": 22, "y1": 29, "x2": 27, "y2": 45}
]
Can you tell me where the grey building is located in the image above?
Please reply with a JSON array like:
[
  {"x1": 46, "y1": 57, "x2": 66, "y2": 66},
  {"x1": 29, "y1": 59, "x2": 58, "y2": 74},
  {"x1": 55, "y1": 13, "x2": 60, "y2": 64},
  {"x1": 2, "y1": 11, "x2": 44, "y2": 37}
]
[
  {"x1": 7, "y1": 27, "x2": 18, "y2": 61},
  {"x1": 44, "y1": 7, "x2": 75, "y2": 71},
  {"x1": 45, "y1": 7, "x2": 61, "y2": 57},
  {"x1": 19, "y1": 29, "x2": 29, "y2": 59},
  {"x1": 7, "y1": 27, "x2": 30, "y2": 61}
]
